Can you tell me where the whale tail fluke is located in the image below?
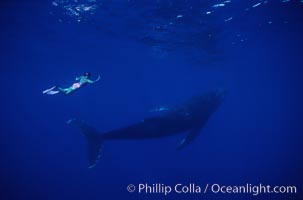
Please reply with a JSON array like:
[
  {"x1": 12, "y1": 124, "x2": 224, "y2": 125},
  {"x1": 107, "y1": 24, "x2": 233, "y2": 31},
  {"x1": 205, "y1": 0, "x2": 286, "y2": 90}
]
[{"x1": 67, "y1": 119, "x2": 104, "y2": 168}]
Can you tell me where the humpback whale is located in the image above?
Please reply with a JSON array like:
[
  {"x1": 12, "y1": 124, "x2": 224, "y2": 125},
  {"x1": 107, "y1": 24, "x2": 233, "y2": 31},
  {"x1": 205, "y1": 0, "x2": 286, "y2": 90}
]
[{"x1": 68, "y1": 89, "x2": 226, "y2": 168}]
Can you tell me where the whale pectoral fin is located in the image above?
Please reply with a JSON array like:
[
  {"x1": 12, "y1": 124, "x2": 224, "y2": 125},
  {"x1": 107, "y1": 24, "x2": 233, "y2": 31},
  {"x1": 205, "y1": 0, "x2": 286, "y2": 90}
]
[{"x1": 177, "y1": 126, "x2": 202, "y2": 150}]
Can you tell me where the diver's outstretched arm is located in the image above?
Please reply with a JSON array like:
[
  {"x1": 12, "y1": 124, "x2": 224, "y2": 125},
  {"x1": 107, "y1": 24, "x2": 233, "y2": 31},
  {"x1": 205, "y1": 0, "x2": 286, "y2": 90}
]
[
  {"x1": 87, "y1": 75, "x2": 101, "y2": 83},
  {"x1": 94, "y1": 75, "x2": 101, "y2": 82}
]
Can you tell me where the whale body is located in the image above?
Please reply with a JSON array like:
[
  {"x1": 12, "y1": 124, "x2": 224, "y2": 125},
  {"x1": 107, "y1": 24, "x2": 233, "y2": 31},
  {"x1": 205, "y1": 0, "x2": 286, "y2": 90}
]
[{"x1": 68, "y1": 89, "x2": 226, "y2": 168}]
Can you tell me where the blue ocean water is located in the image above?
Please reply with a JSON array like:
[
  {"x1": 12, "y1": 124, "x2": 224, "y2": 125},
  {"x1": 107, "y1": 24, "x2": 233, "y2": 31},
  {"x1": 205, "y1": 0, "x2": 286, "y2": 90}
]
[{"x1": 1, "y1": 0, "x2": 302, "y2": 199}]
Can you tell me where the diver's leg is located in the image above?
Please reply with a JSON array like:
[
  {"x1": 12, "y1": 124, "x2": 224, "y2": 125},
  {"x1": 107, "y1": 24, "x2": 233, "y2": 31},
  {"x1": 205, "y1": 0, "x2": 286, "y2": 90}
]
[
  {"x1": 58, "y1": 87, "x2": 73, "y2": 95},
  {"x1": 57, "y1": 87, "x2": 68, "y2": 94}
]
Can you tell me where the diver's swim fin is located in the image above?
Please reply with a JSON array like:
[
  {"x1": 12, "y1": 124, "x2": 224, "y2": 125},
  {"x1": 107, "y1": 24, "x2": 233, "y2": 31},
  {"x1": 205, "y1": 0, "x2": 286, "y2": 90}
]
[
  {"x1": 46, "y1": 90, "x2": 60, "y2": 95},
  {"x1": 43, "y1": 86, "x2": 60, "y2": 95},
  {"x1": 177, "y1": 126, "x2": 202, "y2": 150},
  {"x1": 42, "y1": 86, "x2": 56, "y2": 94},
  {"x1": 67, "y1": 119, "x2": 104, "y2": 168}
]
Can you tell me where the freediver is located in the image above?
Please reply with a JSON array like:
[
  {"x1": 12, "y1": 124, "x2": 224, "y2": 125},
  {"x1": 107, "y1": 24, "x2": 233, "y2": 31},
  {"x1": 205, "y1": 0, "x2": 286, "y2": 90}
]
[{"x1": 43, "y1": 72, "x2": 100, "y2": 95}]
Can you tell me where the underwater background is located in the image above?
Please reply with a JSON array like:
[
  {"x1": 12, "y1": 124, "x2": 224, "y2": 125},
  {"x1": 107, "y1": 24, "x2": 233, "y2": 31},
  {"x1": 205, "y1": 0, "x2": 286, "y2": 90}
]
[{"x1": 1, "y1": 0, "x2": 303, "y2": 199}]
